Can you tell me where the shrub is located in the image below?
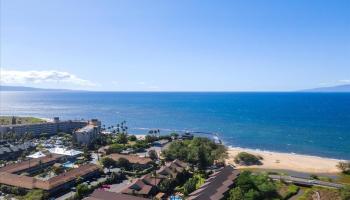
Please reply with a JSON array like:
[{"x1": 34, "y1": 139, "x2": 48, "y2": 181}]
[
  {"x1": 148, "y1": 149, "x2": 158, "y2": 160},
  {"x1": 337, "y1": 161, "x2": 350, "y2": 174},
  {"x1": 21, "y1": 189, "x2": 47, "y2": 200},
  {"x1": 128, "y1": 135, "x2": 137, "y2": 141},
  {"x1": 183, "y1": 177, "x2": 197, "y2": 195},
  {"x1": 159, "y1": 179, "x2": 176, "y2": 194},
  {"x1": 100, "y1": 157, "x2": 116, "y2": 168},
  {"x1": 234, "y1": 152, "x2": 262, "y2": 165},
  {"x1": 283, "y1": 184, "x2": 299, "y2": 200},
  {"x1": 117, "y1": 157, "x2": 130, "y2": 170}
]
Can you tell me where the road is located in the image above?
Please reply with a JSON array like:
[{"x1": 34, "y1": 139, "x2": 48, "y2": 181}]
[{"x1": 269, "y1": 175, "x2": 344, "y2": 189}]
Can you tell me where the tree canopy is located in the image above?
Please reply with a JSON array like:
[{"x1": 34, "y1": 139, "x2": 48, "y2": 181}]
[
  {"x1": 227, "y1": 171, "x2": 279, "y2": 200},
  {"x1": 162, "y1": 137, "x2": 227, "y2": 169}
]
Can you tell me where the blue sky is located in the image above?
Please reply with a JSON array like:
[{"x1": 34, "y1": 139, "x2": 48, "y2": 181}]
[{"x1": 1, "y1": 0, "x2": 349, "y2": 91}]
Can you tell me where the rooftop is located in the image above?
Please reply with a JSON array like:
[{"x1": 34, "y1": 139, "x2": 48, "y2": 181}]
[
  {"x1": 187, "y1": 165, "x2": 240, "y2": 200},
  {"x1": 85, "y1": 190, "x2": 148, "y2": 200},
  {"x1": 108, "y1": 153, "x2": 152, "y2": 165}
]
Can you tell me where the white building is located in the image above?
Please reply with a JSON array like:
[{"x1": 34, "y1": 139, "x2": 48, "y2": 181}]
[{"x1": 73, "y1": 119, "x2": 101, "y2": 146}]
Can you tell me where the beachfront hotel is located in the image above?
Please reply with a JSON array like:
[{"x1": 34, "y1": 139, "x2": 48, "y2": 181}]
[{"x1": 0, "y1": 117, "x2": 88, "y2": 136}]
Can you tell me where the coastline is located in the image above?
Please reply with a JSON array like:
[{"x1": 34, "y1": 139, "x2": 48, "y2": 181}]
[{"x1": 226, "y1": 147, "x2": 344, "y2": 174}]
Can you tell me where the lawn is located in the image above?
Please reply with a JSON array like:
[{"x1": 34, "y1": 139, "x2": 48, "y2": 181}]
[
  {"x1": 0, "y1": 116, "x2": 46, "y2": 125},
  {"x1": 298, "y1": 187, "x2": 342, "y2": 200}
]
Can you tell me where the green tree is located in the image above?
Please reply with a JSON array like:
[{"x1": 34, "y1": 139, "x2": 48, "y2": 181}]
[
  {"x1": 337, "y1": 161, "x2": 350, "y2": 174},
  {"x1": 116, "y1": 133, "x2": 128, "y2": 144},
  {"x1": 100, "y1": 157, "x2": 116, "y2": 168},
  {"x1": 227, "y1": 171, "x2": 279, "y2": 200},
  {"x1": 148, "y1": 149, "x2": 158, "y2": 160},
  {"x1": 117, "y1": 157, "x2": 130, "y2": 170},
  {"x1": 83, "y1": 147, "x2": 92, "y2": 161},
  {"x1": 183, "y1": 177, "x2": 197, "y2": 195},
  {"x1": 228, "y1": 187, "x2": 244, "y2": 200},
  {"x1": 76, "y1": 184, "x2": 90, "y2": 198},
  {"x1": 162, "y1": 137, "x2": 227, "y2": 169},
  {"x1": 128, "y1": 135, "x2": 137, "y2": 141},
  {"x1": 159, "y1": 179, "x2": 175, "y2": 194}
]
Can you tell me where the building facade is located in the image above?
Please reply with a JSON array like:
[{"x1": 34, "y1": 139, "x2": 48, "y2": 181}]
[
  {"x1": 0, "y1": 117, "x2": 88, "y2": 136},
  {"x1": 73, "y1": 119, "x2": 101, "y2": 146}
]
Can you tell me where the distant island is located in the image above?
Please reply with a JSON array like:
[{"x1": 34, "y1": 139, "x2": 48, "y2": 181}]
[
  {"x1": 0, "y1": 85, "x2": 70, "y2": 91},
  {"x1": 2, "y1": 84, "x2": 350, "y2": 92},
  {"x1": 304, "y1": 84, "x2": 350, "y2": 92}
]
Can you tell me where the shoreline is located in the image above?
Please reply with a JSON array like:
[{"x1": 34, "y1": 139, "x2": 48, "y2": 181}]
[{"x1": 226, "y1": 146, "x2": 344, "y2": 174}]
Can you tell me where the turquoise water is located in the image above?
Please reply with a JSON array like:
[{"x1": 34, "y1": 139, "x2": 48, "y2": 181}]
[
  {"x1": 63, "y1": 161, "x2": 74, "y2": 168},
  {"x1": 0, "y1": 91, "x2": 349, "y2": 159}
]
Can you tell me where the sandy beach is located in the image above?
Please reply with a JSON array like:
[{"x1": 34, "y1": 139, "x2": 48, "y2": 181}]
[{"x1": 227, "y1": 147, "x2": 343, "y2": 174}]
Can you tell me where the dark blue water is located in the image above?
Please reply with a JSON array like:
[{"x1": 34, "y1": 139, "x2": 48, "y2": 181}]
[{"x1": 1, "y1": 91, "x2": 349, "y2": 159}]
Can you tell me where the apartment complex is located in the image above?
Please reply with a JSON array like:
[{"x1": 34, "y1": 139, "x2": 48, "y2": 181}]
[
  {"x1": 73, "y1": 119, "x2": 101, "y2": 146},
  {"x1": 0, "y1": 141, "x2": 36, "y2": 160},
  {"x1": 0, "y1": 154, "x2": 100, "y2": 195},
  {"x1": 187, "y1": 165, "x2": 240, "y2": 200},
  {"x1": 121, "y1": 159, "x2": 188, "y2": 198},
  {"x1": 0, "y1": 117, "x2": 88, "y2": 136}
]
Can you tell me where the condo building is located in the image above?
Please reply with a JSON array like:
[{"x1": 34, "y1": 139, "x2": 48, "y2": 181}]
[{"x1": 0, "y1": 117, "x2": 88, "y2": 136}]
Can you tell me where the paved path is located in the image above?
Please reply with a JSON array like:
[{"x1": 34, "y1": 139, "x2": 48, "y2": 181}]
[
  {"x1": 290, "y1": 189, "x2": 305, "y2": 200},
  {"x1": 269, "y1": 175, "x2": 344, "y2": 189}
]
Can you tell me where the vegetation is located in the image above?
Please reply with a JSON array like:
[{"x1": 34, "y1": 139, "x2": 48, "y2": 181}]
[
  {"x1": 128, "y1": 135, "x2": 137, "y2": 141},
  {"x1": 234, "y1": 152, "x2": 262, "y2": 166},
  {"x1": 227, "y1": 171, "x2": 279, "y2": 200},
  {"x1": 182, "y1": 173, "x2": 206, "y2": 195},
  {"x1": 298, "y1": 187, "x2": 343, "y2": 200},
  {"x1": 116, "y1": 133, "x2": 128, "y2": 144},
  {"x1": 20, "y1": 189, "x2": 47, "y2": 200},
  {"x1": 283, "y1": 184, "x2": 299, "y2": 200},
  {"x1": 106, "y1": 143, "x2": 125, "y2": 154},
  {"x1": 82, "y1": 147, "x2": 92, "y2": 161},
  {"x1": 100, "y1": 157, "x2": 117, "y2": 168},
  {"x1": 341, "y1": 186, "x2": 350, "y2": 200},
  {"x1": 76, "y1": 184, "x2": 91, "y2": 198},
  {"x1": 0, "y1": 116, "x2": 45, "y2": 125},
  {"x1": 159, "y1": 178, "x2": 176, "y2": 194},
  {"x1": 162, "y1": 137, "x2": 227, "y2": 169},
  {"x1": 337, "y1": 161, "x2": 350, "y2": 174},
  {"x1": 116, "y1": 157, "x2": 131, "y2": 170},
  {"x1": 148, "y1": 149, "x2": 158, "y2": 160}
]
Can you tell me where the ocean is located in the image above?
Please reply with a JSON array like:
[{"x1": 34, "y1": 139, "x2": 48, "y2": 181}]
[{"x1": 0, "y1": 91, "x2": 349, "y2": 159}]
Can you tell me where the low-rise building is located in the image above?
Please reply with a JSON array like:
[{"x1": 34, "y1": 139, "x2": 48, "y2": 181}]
[
  {"x1": 85, "y1": 190, "x2": 149, "y2": 200},
  {"x1": 0, "y1": 142, "x2": 36, "y2": 160},
  {"x1": 120, "y1": 159, "x2": 189, "y2": 198},
  {"x1": 107, "y1": 153, "x2": 153, "y2": 168},
  {"x1": 187, "y1": 165, "x2": 240, "y2": 200},
  {"x1": 0, "y1": 154, "x2": 100, "y2": 196}
]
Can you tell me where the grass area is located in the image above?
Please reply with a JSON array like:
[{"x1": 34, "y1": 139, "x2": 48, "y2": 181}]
[
  {"x1": 298, "y1": 187, "x2": 342, "y2": 200},
  {"x1": 336, "y1": 173, "x2": 350, "y2": 185},
  {"x1": 276, "y1": 182, "x2": 300, "y2": 200},
  {"x1": 0, "y1": 116, "x2": 46, "y2": 125}
]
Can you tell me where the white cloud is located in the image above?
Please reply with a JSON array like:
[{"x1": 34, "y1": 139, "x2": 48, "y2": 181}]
[
  {"x1": 137, "y1": 81, "x2": 146, "y2": 85},
  {"x1": 339, "y1": 79, "x2": 350, "y2": 83},
  {"x1": 0, "y1": 69, "x2": 96, "y2": 87}
]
